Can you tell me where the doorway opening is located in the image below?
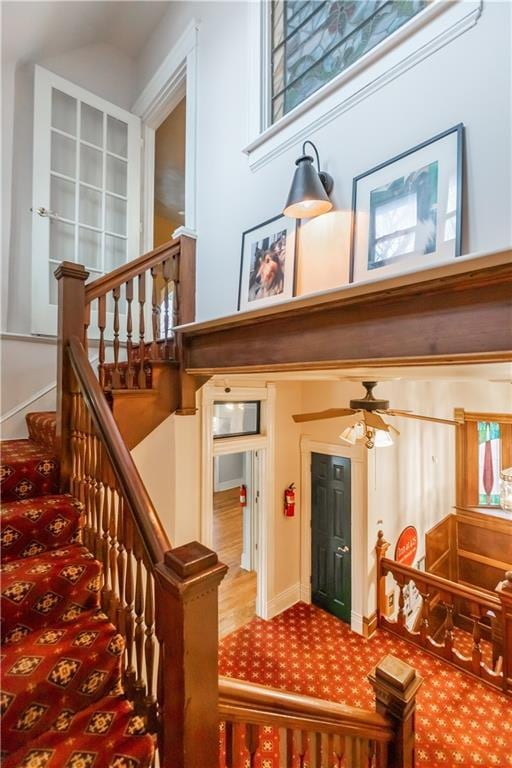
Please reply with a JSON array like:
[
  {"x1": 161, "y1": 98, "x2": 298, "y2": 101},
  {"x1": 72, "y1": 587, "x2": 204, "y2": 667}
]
[
  {"x1": 311, "y1": 452, "x2": 352, "y2": 624},
  {"x1": 153, "y1": 98, "x2": 186, "y2": 247},
  {"x1": 213, "y1": 450, "x2": 259, "y2": 637}
]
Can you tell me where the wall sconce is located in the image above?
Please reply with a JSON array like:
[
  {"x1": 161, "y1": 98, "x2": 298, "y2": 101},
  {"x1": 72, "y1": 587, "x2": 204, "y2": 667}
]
[{"x1": 283, "y1": 140, "x2": 333, "y2": 219}]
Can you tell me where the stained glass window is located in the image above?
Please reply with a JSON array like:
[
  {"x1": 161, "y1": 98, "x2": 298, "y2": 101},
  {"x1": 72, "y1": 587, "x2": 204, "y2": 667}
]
[
  {"x1": 477, "y1": 421, "x2": 501, "y2": 506},
  {"x1": 271, "y1": 1, "x2": 429, "y2": 123}
]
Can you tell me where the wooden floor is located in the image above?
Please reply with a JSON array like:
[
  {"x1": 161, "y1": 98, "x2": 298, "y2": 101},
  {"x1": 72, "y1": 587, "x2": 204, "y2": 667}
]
[{"x1": 213, "y1": 487, "x2": 257, "y2": 638}]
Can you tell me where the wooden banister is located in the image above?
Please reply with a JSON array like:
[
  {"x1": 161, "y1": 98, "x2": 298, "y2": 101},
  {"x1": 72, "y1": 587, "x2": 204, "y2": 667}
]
[
  {"x1": 376, "y1": 531, "x2": 507, "y2": 693},
  {"x1": 67, "y1": 336, "x2": 170, "y2": 565},
  {"x1": 219, "y1": 677, "x2": 393, "y2": 740},
  {"x1": 85, "y1": 239, "x2": 181, "y2": 303}
]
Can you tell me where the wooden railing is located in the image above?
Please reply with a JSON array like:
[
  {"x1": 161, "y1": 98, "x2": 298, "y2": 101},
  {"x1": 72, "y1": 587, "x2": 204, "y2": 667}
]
[
  {"x1": 219, "y1": 661, "x2": 423, "y2": 768},
  {"x1": 376, "y1": 531, "x2": 512, "y2": 694}
]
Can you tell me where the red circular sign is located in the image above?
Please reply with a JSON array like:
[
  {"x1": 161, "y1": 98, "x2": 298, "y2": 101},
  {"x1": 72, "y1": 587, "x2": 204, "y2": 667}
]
[{"x1": 395, "y1": 526, "x2": 418, "y2": 566}]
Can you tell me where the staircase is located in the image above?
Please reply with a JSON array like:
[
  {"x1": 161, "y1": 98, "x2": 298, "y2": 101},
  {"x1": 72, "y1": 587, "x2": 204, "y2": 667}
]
[
  {"x1": 1, "y1": 236, "x2": 431, "y2": 767},
  {"x1": 0, "y1": 412, "x2": 154, "y2": 767}
]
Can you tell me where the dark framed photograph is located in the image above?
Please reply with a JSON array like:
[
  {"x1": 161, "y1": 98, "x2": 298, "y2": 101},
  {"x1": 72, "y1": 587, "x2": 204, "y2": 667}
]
[
  {"x1": 238, "y1": 214, "x2": 298, "y2": 311},
  {"x1": 350, "y1": 124, "x2": 464, "y2": 284}
]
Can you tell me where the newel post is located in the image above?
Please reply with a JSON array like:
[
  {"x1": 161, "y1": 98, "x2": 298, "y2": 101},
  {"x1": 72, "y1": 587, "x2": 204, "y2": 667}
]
[
  {"x1": 376, "y1": 530, "x2": 391, "y2": 625},
  {"x1": 155, "y1": 541, "x2": 227, "y2": 768},
  {"x1": 369, "y1": 655, "x2": 423, "y2": 768},
  {"x1": 496, "y1": 571, "x2": 512, "y2": 693},
  {"x1": 55, "y1": 262, "x2": 89, "y2": 491}
]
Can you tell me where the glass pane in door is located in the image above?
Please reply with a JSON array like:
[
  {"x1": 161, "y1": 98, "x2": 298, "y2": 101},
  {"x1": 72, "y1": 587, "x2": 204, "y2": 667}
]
[{"x1": 51, "y1": 89, "x2": 77, "y2": 135}]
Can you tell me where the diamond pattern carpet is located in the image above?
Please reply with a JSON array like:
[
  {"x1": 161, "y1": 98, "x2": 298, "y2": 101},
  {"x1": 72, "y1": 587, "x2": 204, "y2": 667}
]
[
  {"x1": 219, "y1": 602, "x2": 512, "y2": 768},
  {"x1": 1, "y1": 416, "x2": 154, "y2": 767}
]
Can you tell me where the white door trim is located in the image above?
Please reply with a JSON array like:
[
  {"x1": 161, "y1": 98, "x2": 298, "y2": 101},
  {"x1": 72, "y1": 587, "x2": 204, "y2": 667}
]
[
  {"x1": 300, "y1": 438, "x2": 368, "y2": 635},
  {"x1": 132, "y1": 19, "x2": 199, "y2": 251},
  {"x1": 200, "y1": 383, "x2": 276, "y2": 619}
]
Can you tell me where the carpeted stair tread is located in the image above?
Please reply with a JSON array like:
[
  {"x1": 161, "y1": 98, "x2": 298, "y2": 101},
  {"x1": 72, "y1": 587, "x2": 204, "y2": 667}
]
[
  {"x1": 0, "y1": 610, "x2": 125, "y2": 756},
  {"x1": 25, "y1": 412, "x2": 57, "y2": 453},
  {"x1": 2, "y1": 692, "x2": 155, "y2": 768},
  {"x1": 1, "y1": 545, "x2": 101, "y2": 642},
  {"x1": 1, "y1": 495, "x2": 83, "y2": 563},
  {"x1": 1, "y1": 440, "x2": 59, "y2": 502}
]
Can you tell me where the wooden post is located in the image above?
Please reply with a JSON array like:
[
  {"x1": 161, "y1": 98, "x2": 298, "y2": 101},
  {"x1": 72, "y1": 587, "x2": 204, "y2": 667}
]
[
  {"x1": 368, "y1": 654, "x2": 423, "y2": 768},
  {"x1": 376, "y1": 531, "x2": 391, "y2": 624},
  {"x1": 496, "y1": 571, "x2": 512, "y2": 693},
  {"x1": 155, "y1": 541, "x2": 227, "y2": 768},
  {"x1": 55, "y1": 261, "x2": 89, "y2": 491},
  {"x1": 177, "y1": 234, "x2": 196, "y2": 325}
]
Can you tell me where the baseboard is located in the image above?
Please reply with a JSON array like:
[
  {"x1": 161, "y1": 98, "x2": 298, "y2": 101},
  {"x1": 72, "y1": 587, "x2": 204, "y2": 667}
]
[
  {"x1": 240, "y1": 552, "x2": 251, "y2": 572},
  {"x1": 266, "y1": 583, "x2": 301, "y2": 620},
  {"x1": 300, "y1": 583, "x2": 311, "y2": 603},
  {"x1": 351, "y1": 611, "x2": 364, "y2": 636}
]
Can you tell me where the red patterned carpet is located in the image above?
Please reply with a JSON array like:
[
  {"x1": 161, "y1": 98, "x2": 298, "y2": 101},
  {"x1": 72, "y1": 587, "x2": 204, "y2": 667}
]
[{"x1": 219, "y1": 602, "x2": 512, "y2": 768}]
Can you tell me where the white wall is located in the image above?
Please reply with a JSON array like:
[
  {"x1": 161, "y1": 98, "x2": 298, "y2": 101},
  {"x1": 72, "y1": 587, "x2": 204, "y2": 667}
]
[{"x1": 136, "y1": 1, "x2": 512, "y2": 322}]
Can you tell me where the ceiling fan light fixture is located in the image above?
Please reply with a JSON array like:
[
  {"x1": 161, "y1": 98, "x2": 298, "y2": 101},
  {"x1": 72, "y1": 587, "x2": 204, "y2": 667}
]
[
  {"x1": 339, "y1": 422, "x2": 365, "y2": 445},
  {"x1": 373, "y1": 428, "x2": 394, "y2": 448}
]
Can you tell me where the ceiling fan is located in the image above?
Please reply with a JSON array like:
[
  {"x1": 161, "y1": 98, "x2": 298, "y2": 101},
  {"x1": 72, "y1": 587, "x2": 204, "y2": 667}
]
[{"x1": 292, "y1": 381, "x2": 461, "y2": 448}]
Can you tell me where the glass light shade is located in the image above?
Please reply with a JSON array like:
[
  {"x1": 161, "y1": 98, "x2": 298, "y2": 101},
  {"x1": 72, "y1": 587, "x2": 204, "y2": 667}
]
[
  {"x1": 284, "y1": 156, "x2": 333, "y2": 219},
  {"x1": 500, "y1": 467, "x2": 512, "y2": 512},
  {"x1": 373, "y1": 428, "x2": 394, "y2": 448},
  {"x1": 339, "y1": 422, "x2": 365, "y2": 445}
]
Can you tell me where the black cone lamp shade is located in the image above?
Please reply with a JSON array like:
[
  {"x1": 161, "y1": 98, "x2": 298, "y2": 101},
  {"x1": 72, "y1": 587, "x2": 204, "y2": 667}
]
[{"x1": 283, "y1": 140, "x2": 333, "y2": 219}]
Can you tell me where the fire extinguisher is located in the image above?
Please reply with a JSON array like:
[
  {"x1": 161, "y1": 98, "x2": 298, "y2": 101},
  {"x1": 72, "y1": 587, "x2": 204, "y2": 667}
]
[
  {"x1": 239, "y1": 484, "x2": 247, "y2": 509},
  {"x1": 284, "y1": 483, "x2": 296, "y2": 517}
]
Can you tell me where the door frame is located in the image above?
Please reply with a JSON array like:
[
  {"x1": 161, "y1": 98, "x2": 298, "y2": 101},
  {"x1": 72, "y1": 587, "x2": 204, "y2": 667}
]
[
  {"x1": 200, "y1": 383, "x2": 276, "y2": 620},
  {"x1": 300, "y1": 437, "x2": 368, "y2": 635},
  {"x1": 132, "y1": 19, "x2": 199, "y2": 251}
]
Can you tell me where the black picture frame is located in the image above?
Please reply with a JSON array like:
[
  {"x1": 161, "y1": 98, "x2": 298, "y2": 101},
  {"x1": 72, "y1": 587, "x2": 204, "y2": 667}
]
[
  {"x1": 237, "y1": 213, "x2": 299, "y2": 312},
  {"x1": 349, "y1": 123, "x2": 464, "y2": 284}
]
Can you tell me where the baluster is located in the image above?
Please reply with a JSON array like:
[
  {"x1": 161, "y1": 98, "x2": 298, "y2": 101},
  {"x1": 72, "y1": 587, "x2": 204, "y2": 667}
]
[
  {"x1": 285, "y1": 728, "x2": 294, "y2": 768},
  {"x1": 444, "y1": 601, "x2": 454, "y2": 658},
  {"x1": 84, "y1": 302, "x2": 91, "y2": 356},
  {"x1": 172, "y1": 279, "x2": 180, "y2": 330},
  {"x1": 156, "y1": 640, "x2": 164, "y2": 746},
  {"x1": 112, "y1": 286, "x2": 121, "y2": 388},
  {"x1": 116, "y1": 498, "x2": 126, "y2": 641},
  {"x1": 397, "y1": 579, "x2": 406, "y2": 632},
  {"x1": 297, "y1": 730, "x2": 308, "y2": 768},
  {"x1": 125, "y1": 279, "x2": 134, "y2": 388},
  {"x1": 101, "y1": 465, "x2": 112, "y2": 614},
  {"x1": 327, "y1": 733, "x2": 335, "y2": 768},
  {"x1": 245, "y1": 724, "x2": 260, "y2": 768},
  {"x1": 419, "y1": 589, "x2": 431, "y2": 646},
  {"x1": 344, "y1": 735, "x2": 355, "y2": 768},
  {"x1": 124, "y1": 512, "x2": 136, "y2": 697},
  {"x1": 108, "y1": 490, "x2": 119, "y2": 623},
  {"x1": 313, "y1": 732, "x2": 322, "y2": 768},
  {"x1": 137, "y1": 273, "x2": 146, "y2": 388},
  {"x1": 98, "y1": 294, "x2": 106, "y2": 389},
  {"x1": 133, "y1": 535, "x2": 146, "y2": 710},
  {"x1": 70, "y1": 393, "x2": 79, "y2": 501},
  {"x1": 92, "y1": 437, "x2": 103, "y2": 560},
  {"x1": 335, "y1": 734, "x2": 345, "y2": 767},
  {"x1": 151, "y1": 264, "x2": 161, "y2": 359},
  {"x1": 87, "y1": 426, "x2": 97, "y2": 551},
  {"x1": 224, "y1": 721, "x2": 234, "y2": 768},
  {"x1": 471, "y1": 613, "x2": 483, "y2": 675},
  {"x1": 144, "y1": 564, "x2": 157, "y2": 729},
  {"x1": 162, "y1": 259, "x2": 171, "y2": 346}
]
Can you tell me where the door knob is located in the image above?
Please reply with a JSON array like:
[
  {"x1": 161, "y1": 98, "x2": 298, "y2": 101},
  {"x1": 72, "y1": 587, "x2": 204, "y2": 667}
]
[
  {"x1": 31, "y1": 206, "x2": 58, "y2": 219},
  {"x1": 337, "y1": 545, "x2": 349, "y2": 553}
]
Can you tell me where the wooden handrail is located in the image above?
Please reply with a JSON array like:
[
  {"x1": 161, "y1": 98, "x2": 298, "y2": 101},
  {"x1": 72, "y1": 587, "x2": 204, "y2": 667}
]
[
  {"x1": 67, "y1": 335, "x2": 170, "y2": 565},
  {"x1": 218, "y1": 677, "x2": 393, "y2": 742},
  {"x1": 85, "y1": 239, "x2": 181, "y2": 303},
  {"x1": 381, "y1": 555, "x2": 501, "y2": 612}
]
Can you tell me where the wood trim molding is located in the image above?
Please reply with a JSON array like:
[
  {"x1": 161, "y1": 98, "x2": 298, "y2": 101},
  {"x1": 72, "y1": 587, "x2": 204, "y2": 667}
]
[
  {"x1": 363, "y1": 612, "x2": 378, "y2": 639},
  {"x1": 457, "y1": 549, "x2": 512, "y2": 574}
]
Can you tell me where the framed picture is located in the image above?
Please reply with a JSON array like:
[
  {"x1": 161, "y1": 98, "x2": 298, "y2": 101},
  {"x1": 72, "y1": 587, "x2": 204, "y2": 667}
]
[
  {"x1": 350, "y1": 124, "x2": 464, "y2": 284},
  {"x1": 238, "y1": 214, "x2": 298, "y2": 311}
]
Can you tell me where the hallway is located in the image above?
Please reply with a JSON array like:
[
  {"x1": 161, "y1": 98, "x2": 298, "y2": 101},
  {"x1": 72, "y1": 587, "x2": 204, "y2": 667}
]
[
  {"x1": 213, "y1": 487, "x2": 257, "y2": 637},
  {"x1": 219, "y1": 602, "x2": 512, "y2": 768}
]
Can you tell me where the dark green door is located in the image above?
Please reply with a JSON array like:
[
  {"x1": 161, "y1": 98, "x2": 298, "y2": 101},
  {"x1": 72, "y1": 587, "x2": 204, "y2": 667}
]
[{"x1": 311, "y1": 453, "x2": 351, "y2": 623}]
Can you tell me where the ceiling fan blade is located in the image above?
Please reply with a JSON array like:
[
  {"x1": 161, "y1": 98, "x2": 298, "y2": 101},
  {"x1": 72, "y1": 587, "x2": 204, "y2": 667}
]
[
  {"x1": 364, "y1": 411, "x2": 391, "y2": 432},
  {"x1": 386, "y1": 409, "x2": 462, "y2": 426},
  {"x1": 292, "y1": 408, "x2": 356, "y2": 423}
]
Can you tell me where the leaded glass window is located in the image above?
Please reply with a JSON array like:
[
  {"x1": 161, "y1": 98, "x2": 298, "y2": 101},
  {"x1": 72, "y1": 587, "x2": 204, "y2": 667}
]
[
  {"x1": 477, "y1": 421, "x2": 501, "y2": 506},
  {"x1": 271, "y1": 1, "x2": 429, "y2": 123}
]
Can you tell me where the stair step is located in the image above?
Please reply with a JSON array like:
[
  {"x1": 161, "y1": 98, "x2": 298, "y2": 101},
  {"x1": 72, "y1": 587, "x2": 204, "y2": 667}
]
[
  {"x1": 1, "y1": 494, "x2": 84, "y2": 563},
  {"x1": 2, "y1": 692, "x2": 154, "y2": 768},
  {"x1": 1, "y1": 545, "x2": 101, "y2": 642},
  {"x1": 26, "y1": 411, "x2": 57, "y2": 452},
  {"x1": 1, "y1": 440, "x2": 59, "y2": 502},
  {"x1": 0, "y1": 609, "x2": 124, "y2": 758}
]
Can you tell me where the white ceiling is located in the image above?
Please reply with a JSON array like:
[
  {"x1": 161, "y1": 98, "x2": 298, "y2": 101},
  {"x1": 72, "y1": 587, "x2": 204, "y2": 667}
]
[{"x1": 2, "y1": 1, "x2": 170, "y2": 64}]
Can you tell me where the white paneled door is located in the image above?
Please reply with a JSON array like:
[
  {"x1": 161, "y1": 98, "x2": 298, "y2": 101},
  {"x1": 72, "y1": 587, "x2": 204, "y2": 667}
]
[{"x1": 32, "y1": 66, "x2": 141, "y2": 335}]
